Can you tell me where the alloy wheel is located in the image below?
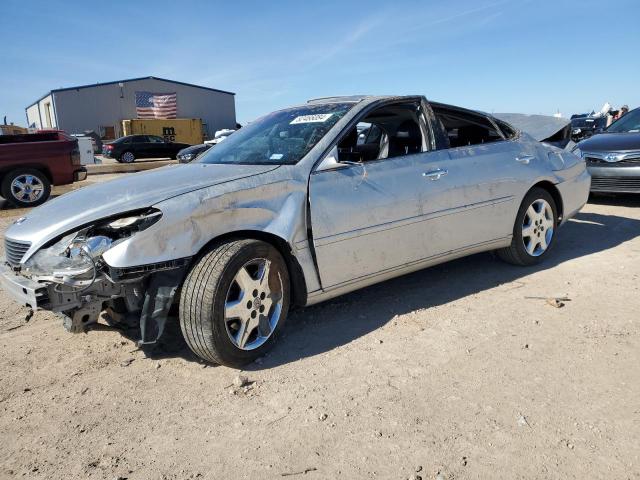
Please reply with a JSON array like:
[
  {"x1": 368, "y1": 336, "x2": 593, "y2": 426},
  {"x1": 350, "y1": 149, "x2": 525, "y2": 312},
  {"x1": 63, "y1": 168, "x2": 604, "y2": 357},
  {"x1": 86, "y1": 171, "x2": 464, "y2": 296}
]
[
  {"x1": 121, "y1": 152, "x2": 135, "y2": 163},
  {"x1": 522, "y1": 198, "x2": 554, "y2": 256},
  {"x1": 11, "y1": 174, "x2": 45, "y2": 204},
  {"x1": 224, "y1": 258, "x2": 284, "y2": 350}
]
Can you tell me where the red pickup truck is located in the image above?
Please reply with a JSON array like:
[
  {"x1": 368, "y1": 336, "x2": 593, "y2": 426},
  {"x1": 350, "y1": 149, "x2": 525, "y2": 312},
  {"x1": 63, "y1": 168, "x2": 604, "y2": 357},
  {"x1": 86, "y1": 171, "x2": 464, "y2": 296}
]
[{"x1": 0, "y1": 131, "x2": 87, "y2": 208}]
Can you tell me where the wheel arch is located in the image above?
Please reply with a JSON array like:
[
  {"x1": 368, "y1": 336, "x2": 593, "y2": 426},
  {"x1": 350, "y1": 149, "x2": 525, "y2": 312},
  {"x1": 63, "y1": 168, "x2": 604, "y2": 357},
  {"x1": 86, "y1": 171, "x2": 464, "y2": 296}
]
[
  {"x1": 0, "y1": 164, "x2": 53, "y2": 184},
  {"x1": 530, "y1": 180, "x2": 564, "y2": 222},
  {"x1": 194, "y1": 230, "x2": 308, "y2": 308}
]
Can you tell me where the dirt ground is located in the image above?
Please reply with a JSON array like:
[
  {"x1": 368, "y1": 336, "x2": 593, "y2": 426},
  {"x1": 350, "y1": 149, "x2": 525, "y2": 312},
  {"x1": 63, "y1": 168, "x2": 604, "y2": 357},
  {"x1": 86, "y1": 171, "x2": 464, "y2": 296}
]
[{"x1": 0, "y1": 183, "x2": 638, "y2": 480}]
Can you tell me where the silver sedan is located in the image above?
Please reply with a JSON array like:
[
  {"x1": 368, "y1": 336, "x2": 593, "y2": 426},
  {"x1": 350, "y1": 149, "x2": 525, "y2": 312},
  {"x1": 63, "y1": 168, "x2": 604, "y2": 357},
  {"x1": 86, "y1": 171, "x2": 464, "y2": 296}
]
[{"x1": 1, "y1": 95, "x2": 590, "y2": 367}]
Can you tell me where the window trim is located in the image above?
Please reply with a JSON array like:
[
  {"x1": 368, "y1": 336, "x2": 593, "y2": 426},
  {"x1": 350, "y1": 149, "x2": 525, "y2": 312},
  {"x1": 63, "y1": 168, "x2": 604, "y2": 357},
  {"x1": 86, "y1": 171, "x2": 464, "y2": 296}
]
[{"x1": 313, "y1": 97, "x2": 435, "y2": 173}]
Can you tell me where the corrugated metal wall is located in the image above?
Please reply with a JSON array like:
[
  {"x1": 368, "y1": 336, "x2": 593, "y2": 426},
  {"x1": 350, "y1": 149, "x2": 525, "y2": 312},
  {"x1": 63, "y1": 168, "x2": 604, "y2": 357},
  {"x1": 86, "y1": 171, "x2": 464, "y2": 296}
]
[{"x1": 52, "y1": 78, "x2": 236, "y2": 138}]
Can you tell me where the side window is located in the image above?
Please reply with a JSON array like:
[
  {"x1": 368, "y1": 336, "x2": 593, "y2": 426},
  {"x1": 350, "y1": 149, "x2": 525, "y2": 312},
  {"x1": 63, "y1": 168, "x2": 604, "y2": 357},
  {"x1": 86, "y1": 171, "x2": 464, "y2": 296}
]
[
  {"x1": 337, "y1": 103, "x2": 426, "y2": 162},
  {"x1": 433, "y1": 107, "x2": 504, "y2": 148},
  {"x1": 132, "y1": 135, "x2": 148, "y2": 143},
  {"x1": 148, "y1": 136, "x2": 164, "y2": 143}
]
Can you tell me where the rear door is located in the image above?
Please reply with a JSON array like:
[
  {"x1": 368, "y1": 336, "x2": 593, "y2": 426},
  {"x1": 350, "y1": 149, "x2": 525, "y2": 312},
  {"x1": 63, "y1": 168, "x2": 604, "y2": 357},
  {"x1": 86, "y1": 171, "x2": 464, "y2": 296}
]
[
  {"x1": 429, "y1": 105, "x2": 536, "y2": 245},
  {"x1": 147, "y1": 135, "x2": 168, "y2": 157}
]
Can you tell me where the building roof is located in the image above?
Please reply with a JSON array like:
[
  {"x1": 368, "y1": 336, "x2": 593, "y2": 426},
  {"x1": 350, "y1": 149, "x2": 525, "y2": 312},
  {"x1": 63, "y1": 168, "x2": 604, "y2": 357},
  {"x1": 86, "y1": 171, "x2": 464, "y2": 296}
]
[{"x1": 26, "y1": 76, "x2": 235, "y2": 109}]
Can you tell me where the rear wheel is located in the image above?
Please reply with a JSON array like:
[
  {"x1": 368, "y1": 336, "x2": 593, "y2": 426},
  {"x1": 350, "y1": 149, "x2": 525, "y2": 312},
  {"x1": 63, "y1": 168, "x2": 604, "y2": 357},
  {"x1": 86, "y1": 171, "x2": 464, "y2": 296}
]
[
  {"x1": 497, "y1": 187, "x2": 558, "y2": 266},
  {"x1": 1, "y1": 168, "x2": 51, "y2": 208},
  {"x1": 179, "y1": 239, "x2": 290, "y2": 367},
  {"x1": 120, "y1": 151, "x2": 135, "y2": 163}
]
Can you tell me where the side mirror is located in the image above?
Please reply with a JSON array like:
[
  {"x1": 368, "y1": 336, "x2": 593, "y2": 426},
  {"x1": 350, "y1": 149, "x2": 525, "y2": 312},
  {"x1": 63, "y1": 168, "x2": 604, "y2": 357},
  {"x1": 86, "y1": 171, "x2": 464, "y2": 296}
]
[
  {"x1": 316, "y1": 145, "x2": 364, "y2": 172},
  {"x1": 316, "y1": 145, "x2": 347, "y2": 172}
]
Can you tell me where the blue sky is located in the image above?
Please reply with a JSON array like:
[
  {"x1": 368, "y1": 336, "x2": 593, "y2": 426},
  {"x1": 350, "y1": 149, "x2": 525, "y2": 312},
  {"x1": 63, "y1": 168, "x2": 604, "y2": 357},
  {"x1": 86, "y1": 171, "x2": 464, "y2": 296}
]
[{"x1": 1, "y1": 0, "x2": 639, "y2": 126}]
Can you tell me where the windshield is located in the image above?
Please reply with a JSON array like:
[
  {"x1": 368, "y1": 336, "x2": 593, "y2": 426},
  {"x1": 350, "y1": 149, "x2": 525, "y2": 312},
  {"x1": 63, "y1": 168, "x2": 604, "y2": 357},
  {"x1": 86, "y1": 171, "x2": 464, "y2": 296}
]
[
  {"x1": 197, "y1": 103, "x2": 353, "y2": 165},
  {"x1": 607, "y1": 108, "x2": 640, "y2": 133}
]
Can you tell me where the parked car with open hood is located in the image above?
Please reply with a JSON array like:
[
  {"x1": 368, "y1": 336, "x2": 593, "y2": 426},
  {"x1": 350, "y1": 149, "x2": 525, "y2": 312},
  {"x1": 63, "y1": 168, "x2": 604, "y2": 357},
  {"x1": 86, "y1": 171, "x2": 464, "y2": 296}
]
[
  {"x1": 573, "y1": 106, "x2": 640, "y2": 193},
  {"x1": 102, "y1": 134, "x2": 190, "y2": 163},
  {"x1": 1, "y1": 95, "x2": 590, "y2": 367}
]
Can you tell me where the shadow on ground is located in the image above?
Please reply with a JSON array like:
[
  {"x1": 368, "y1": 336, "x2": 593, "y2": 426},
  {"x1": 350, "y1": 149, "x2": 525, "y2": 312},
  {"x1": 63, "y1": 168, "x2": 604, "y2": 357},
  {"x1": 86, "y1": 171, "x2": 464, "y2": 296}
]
[{"x1": 254, "y1": 209, "x2": 640, "y2": 369}]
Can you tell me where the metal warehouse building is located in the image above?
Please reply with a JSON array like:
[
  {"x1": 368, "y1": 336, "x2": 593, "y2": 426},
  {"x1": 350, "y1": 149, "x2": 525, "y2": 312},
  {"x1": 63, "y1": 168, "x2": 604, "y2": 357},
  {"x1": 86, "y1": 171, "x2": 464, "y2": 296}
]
[{"x1": 25, "y1": 76, "x2": 236, "y2": 140}]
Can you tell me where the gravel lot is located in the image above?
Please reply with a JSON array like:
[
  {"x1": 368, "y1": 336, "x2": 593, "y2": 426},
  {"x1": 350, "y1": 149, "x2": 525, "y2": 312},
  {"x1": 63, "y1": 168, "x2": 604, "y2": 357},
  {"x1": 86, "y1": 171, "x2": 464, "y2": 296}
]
[{"x1": 0, "y1": 181, "x2": 638, "y2": 479}]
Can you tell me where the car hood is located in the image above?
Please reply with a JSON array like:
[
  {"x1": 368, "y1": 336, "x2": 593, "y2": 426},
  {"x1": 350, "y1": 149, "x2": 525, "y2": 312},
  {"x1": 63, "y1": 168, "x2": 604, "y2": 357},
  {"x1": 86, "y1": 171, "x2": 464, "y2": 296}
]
[
  {"x1": 5, "y1": 163, "x2": 279, "y2": 246},
  {"x1": 578, "y1": 132, "x2": 640, "y2": 152},
  {"x1": 494, "y1": 113, "x2": 569, "y2": 142}
]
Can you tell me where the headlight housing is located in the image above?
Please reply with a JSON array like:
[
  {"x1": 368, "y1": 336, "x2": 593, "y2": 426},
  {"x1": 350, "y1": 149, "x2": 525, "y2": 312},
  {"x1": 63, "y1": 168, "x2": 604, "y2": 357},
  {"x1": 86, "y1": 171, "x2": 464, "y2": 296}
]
[{"x1": 23, "y1": 208, "x2": 162, "y2": 279}]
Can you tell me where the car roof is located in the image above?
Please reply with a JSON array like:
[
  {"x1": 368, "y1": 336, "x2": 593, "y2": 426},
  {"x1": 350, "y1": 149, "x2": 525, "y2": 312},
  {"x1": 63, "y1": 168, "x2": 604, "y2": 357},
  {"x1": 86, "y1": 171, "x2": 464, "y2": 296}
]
[
  {"x1": 306, "y1": 95, "x2": 421, "y2": 105},
  {"x1": 307, "y1": 95, "x2": 372, "y2": 104}
]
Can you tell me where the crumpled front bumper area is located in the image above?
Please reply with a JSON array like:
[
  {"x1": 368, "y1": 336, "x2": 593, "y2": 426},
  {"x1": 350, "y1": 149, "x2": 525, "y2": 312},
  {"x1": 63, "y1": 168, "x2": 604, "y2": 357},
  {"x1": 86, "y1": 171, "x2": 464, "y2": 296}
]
[
  {"x1": 1, "y1": 262, "x2": 128, "y2": 332},
  {"x1": 0, "y1": 264, "x2": 49, "y2": 310},
  {"x1": 1, "y1": 261, "x2": 187, "y2": 343}
]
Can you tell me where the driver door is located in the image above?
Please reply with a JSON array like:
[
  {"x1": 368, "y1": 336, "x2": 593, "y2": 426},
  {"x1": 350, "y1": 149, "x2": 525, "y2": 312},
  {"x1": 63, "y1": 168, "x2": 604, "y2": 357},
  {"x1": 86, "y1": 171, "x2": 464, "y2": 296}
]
[{"x1": 308, "y1": 101, "x2": 450, "y2": 288}]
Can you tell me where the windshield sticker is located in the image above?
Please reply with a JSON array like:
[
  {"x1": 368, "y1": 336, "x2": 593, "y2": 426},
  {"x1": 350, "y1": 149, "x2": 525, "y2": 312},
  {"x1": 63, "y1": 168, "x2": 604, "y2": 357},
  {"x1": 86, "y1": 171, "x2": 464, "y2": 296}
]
[
  {"x1": 270, "y1": 153, "x2": 284, "y2": 160},
  {"x1": 290, "y1": 114, "x2": 333, "y2": 125}
]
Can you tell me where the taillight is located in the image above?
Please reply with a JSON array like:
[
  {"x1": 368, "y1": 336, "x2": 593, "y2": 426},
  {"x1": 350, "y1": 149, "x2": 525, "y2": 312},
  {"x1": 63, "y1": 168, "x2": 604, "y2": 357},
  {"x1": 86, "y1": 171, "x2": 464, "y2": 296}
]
[
  {"x1": 70, "y1": 140, "x2": 81, "y2": 165},
  {"x1": 105, "y1": 145, "x2": 114, "y2": 150}
]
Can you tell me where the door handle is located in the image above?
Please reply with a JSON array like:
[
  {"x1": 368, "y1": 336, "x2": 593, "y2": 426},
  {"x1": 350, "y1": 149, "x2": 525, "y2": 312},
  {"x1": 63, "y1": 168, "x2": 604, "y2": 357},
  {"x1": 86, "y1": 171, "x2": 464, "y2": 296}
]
[
  {"x1": 422, "y1": 169, "x2": 448, "y2": 180},
  {"x1": 515, "y1": 155, "x2": 535, "y2": 164}
]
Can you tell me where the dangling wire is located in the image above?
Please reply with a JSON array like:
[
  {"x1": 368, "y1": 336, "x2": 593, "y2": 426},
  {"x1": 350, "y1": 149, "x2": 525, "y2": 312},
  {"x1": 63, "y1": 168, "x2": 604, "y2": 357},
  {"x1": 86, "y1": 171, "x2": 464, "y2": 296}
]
[{"x1": 52, "y1": 250, "x2": 97, "y2": 294}]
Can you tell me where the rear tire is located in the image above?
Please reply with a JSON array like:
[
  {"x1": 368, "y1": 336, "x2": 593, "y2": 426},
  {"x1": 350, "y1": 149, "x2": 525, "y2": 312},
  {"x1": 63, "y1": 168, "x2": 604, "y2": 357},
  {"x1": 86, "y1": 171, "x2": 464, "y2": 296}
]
[
  {"x1": 1, "y1": 168, "x2": 51, "y2": 208},
  {"x1": 179, "y1": 239, "x2": 290, "y2": 367},
  {"x1": 120, "y1": 151, "x2": 135, "y2": 163},
  {"x1": 497, "y1": 187, "x2": 558, "y2": 266}
]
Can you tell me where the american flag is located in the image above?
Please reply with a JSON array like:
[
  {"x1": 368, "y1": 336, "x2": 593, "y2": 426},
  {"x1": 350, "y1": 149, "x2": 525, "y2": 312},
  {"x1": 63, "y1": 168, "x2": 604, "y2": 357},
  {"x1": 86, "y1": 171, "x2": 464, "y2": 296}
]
[{"x1": 135, "y1": 91, "x2": 177, "y2": 119}]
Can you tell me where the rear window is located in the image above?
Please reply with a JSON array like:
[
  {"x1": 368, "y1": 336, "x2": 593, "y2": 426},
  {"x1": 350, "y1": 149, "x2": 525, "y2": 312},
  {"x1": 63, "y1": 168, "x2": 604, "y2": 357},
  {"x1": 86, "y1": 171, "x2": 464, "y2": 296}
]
[
  {"x1": 495, "y1": 120, "x2": 517, "y2": 139},
  {"x1": 433, "y1": 105, "x2": 504, "y2": 148}
]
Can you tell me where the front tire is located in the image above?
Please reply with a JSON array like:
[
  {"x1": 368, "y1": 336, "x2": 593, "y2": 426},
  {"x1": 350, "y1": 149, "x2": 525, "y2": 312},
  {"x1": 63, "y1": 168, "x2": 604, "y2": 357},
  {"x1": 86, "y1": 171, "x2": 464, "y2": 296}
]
[
  {"x1": 497, "y1": 187, "x2": 558, "y2": 266},
  {"x1": 179, "y1": 239, "x2": 290, "y2": 367},
  {"x1": 1, "y1": 169, "x2": 51, "y2": 208}
]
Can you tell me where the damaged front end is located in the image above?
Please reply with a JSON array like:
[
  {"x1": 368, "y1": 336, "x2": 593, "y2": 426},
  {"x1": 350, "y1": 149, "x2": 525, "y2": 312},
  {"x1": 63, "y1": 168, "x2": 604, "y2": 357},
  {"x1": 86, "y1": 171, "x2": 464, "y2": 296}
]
[{"x1": 2, "y1": 208, "x2": 188, "y2": 344}]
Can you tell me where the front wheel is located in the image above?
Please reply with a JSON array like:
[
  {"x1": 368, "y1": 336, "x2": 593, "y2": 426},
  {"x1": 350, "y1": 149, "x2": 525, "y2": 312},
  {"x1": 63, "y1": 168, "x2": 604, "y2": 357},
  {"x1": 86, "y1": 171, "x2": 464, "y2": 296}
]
[
  {"x1": 179, "y1": 239, "x2": 290, "y2": 367},
  {"x1": 1, "y1": 169, "x2": 51, "y2": 208},
  {"x1": 497, "y1": 187, "x2": 558, "y2": 266}
]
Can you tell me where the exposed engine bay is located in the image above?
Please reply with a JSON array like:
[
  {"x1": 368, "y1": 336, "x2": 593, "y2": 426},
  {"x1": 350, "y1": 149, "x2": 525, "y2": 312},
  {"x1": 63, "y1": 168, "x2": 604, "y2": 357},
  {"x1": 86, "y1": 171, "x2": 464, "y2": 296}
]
[{"x1": 6, "y1": 208, "x2": 188, "y2": 343}]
